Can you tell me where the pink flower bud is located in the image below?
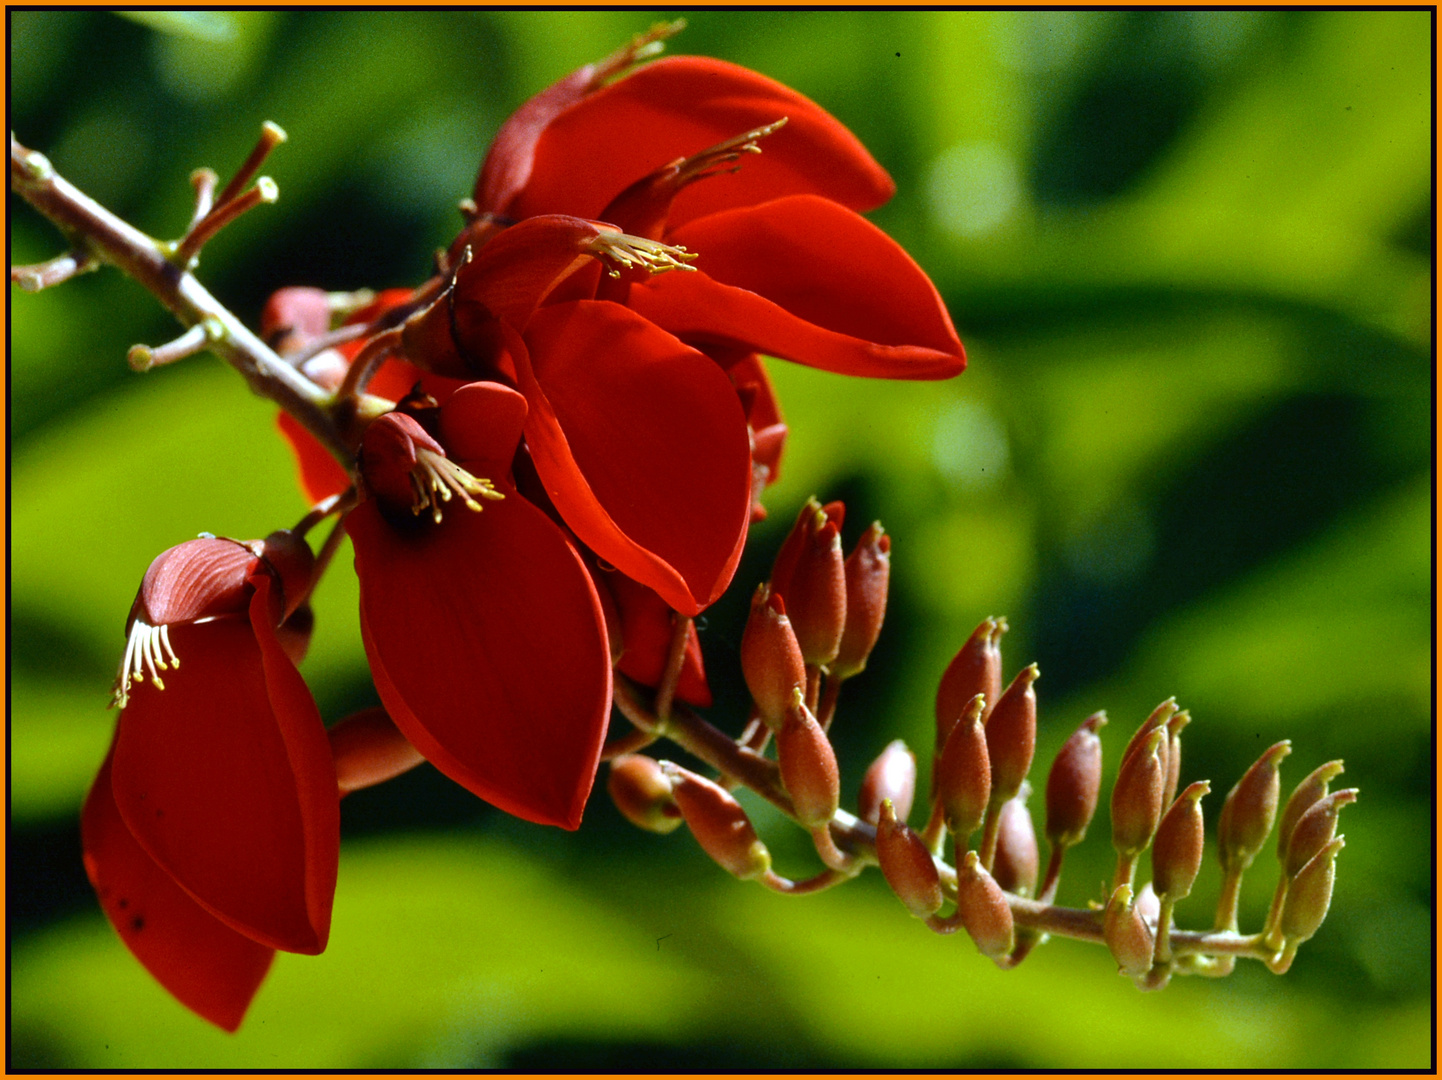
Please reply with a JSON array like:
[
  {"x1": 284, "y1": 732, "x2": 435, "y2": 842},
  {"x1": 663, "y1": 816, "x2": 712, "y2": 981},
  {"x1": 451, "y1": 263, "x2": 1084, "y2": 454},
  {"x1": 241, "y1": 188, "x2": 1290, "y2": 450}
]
[
  {"x1": 739, "y1": 585, "x2": 807, "y2": 730},
  {"x1": 858, "y1": 739, "x2": 917, "y2": 826},
  {"x1": 956, "y1": 851, "x2": 1015, "y2": 960},
  {"x1": 661, "y1": 763, "x2": 771, "y2": 881},
  {"x1": 261, "y1": 286, "x2": 332, "y2": 356},
  {"x1": 1283, "y1": 789, "x2": 1357, "y2": 879},
  {"x1": 769, "y1": 499, "x2": 847, "y2": 666},
  {"x1": 257, "y1": 529, "x2": 317, "y2": 622},
  {"x1": 935, "y1": 618, "x2": 1005, "y2": 751},
  {"x1": 1111, "y1": 728, "x2": 1167, "y2": 859},
  {"x1": 991, "y1": 791, "x2": 1039, "y2": 898},
  {"x1": 1162, "y1": 709, "x2": 1190, "y2": 810},
  {"x1": 1120, "y1": 699, "x2": 1178, "y2": 796},
  {"x1": 1045, "y1": 711, "x2": 1107, "y2": 848},
  {"x1": 1276, "y1": 760, "x2": 1346, "y2": 862},
  {"x1": 1280, "y1": 836, "x2": 1344, "y2": 945},
  {"x1": 875, "y1": 800, "x2": 943, "y2": 918},
  {"x1": 327, "y1": 707, "x2": 426, "y2": 795},
  {"x1": 607, "y1": 754, "x2": 683, "y2": 835},
  {"x1": 1151, "y1": 780, "x2": 1210, "y2": 901},
  {"x1": 1104, "y1": 884, "x2": 1155, "y2": 977},
  {"x1": 131, "y1": 537, "x2": 260, "y2": 628},
  {"x1": 986, "y1": 663, "x2": 1038, "y2": 806},
  {"x1": 1218, "y1": 740, "x2": 1292, "y2": 874},
  {"x1": 832, "y1": 522, "x2": 890, "y2": 680},
  {"x1": 935, "y1": 694, "x2": 990, "y2": 842},
  {"x1": 777, "y1": 691, "x2": 840, "y2": 829}
]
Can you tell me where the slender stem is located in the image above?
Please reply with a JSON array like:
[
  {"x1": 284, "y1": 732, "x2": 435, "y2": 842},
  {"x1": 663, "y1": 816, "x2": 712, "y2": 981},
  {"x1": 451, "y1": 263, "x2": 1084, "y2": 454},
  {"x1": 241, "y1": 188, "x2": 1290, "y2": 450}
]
[
  {"x1": 335, "y1": 327, "x2": 401, "y2": 405},
  {"x1": 652, "y1": 613, "x2": 691, "y2": 723},
  {"x1": 187, "y1": 168, "x2": 219, "y2": 231},
  {"x1": 1154, "y1": 895, "x2": 1178, "y2": 963},
  {"x1": 760, "y1": 867, "x2": 850, "y2": 895},
  {"x1": 127, "y1": 324, "x2": 211, "y2": 372},
  {"x1": 1214, "y1": 867, "x2": 1244, "y2": 931},
  {"x1": 214, "y1": 121, "x2": 287, "y2": 208},
  {"x1": 11, "y1": 249, "x2": 97, "y2": 292},
  {"x1": 978, "y1": 801, "x2": 1003, "y2": 871},
  {"x1": 1038, "y1": 843, "x2": 1066, "y2": 904},
  {"x1": 600, "y1": 725, "x2": 658, "y2": 761}
]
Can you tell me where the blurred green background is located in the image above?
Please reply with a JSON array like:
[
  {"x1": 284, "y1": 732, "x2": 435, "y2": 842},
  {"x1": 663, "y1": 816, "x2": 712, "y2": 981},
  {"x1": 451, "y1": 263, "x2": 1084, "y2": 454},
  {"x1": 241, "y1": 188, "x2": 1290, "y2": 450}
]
[{"x1": 9, "y1": 9, "x2": 1433, "y2": 1069}]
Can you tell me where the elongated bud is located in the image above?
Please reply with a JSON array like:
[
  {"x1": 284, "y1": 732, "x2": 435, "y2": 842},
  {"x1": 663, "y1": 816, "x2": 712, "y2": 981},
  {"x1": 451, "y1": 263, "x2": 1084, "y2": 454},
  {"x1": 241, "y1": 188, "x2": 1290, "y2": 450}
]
[
  {"x1": 1121, "y1": 699, "x2": 1178, "y2": 769},
  {"x1": 328, "y1": 707, "x2": 426, "y2": 794},
  {"x1": 769, "y1": 499, "x2": 846, "y2": 666},
  {"x1": 986, "y1": 663, "x2": 1038, "y2": 806},
  {"x1": 936, "y1": 618, "x2": 1005, "y2": 750},
  {"x1": 876, "y1": 800, "x2": 943, "y2": 918},
  {"x1": 1280, "y1": 835, "x2": 1343, "y2": 947},
  {"x1": 607, "y1": 754, "x2": 683, "y2": 835},
  {"x1": 1283, "y1": 789, "x2": 1357, "y2": 879},
  {"x1": 1218, "y1": 740, "x2": 1292, "y2": 874},
  {"x1": 858, "y1": 739, "x2": 917, "y2": 826},
  {"x1": 832, "y1": 522, "x2": 890, "y2": 679},
  {"x1": 1104, "y1": 884, "x2": 1155, "y2": 977},
  {"x1": 777, "y1": 690, "x2": 840, "y2": 829},
  {"x1": 1045, "y1": 712, "x2": 1106, "y2": 848},
  {"x1": 1163, "y1": 709, "x2": 1190, "y2": 810},
  {"x1": 992, "y1": 789, "x2": 1039, "y2": 897},
  {"x1": 1151, "y1": 780, "x2": 1210, "y2": 901},
  {"x1": 1111, "y1": 728, "x2": 1167, "y2": 859},
  {"x1": 1276, "y1": 760, "x2": 1345, "y2": 862},
  {"x1": 956, "y1": 851, "x2": 1015, "y2": 960},
  {"x1": 660, "y1": 763, "x2": 771, "y2": 880},
  {"x1": 935, "y1": 694, "x2": 990, "y2": 842},
  {"x1": 740, "y1": 585, "x2": 807, "y2": 730}
]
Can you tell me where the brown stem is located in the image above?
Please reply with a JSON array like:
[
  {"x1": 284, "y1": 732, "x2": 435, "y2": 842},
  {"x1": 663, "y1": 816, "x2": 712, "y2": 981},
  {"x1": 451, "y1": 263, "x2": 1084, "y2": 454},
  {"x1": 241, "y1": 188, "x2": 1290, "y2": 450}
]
[
  {"x1": 335, "y1": 327, "x2": 401, "y2": 405},
  {"x1": 214, "y1": 121, "x2": 287, "y2": 208},
  {"x1": 128, "y1": 323, "x2": 211, "y2": 372},
  {"x1": 174, "y1": 177, "x2": 278, "y2": 265},
  {"x1": 652, "y1": 613, "x2": 691, "y2": 723},
  {"x1": 1038, "y1": 843, "x2": 1066, "y2": 904},
  {"x1": 760, "y1": 867, "x2": 850, "y2": 895},
  {"x1": 600, "y1": 725, "x2": 658, "y2": 761},
  {"x1": 11, "y1": 249, "x2": 97, "y2": 291},
  {"x1": 187, "y1": 168, "x2": 219, "y2": 231}
]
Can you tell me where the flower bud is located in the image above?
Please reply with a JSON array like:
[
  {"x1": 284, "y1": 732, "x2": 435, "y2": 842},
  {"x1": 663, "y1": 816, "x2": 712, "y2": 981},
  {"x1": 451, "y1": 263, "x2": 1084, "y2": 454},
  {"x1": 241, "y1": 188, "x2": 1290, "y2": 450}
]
[
  {"x1": 1280, "y1": 836, "x2": 1344, "y2": 945},
  {"x1": 935, "y1": 694, "x2": 990, "y2": 842},
  {"x1": 1120, "y1": 700, "x2": 1177, "y2": 802},
  {"x1": 1276, "y1": 760, "x2": 1345, "y2": 863},
  {"x1": 991, "y1": 790, "x2": 1039, "y2": 898},
  {"x1": 258, "y1": 529, "x2": 317, "y2": 622},
  {"x1": 955, "y1": 851, "x2": 1015, "y2": 960},
  {"x1": 661, "y1": 763, "x2": 772, "y2": 881},
  {"x1": 1218, "y1": 740, "x2": 1291, "y2": 874},
  {"x1": 1151, "y1": 780, "x2": 1210, "y2": 901},
  {"x1": 858, "y1": 739, "x2": 917, "y2": 826},
  {"x1": 986, "y1": 663, "x2": 1038, "y2": 806},
  {"x1": 131, "y1": 536, "x2": 259, "y2": 628},
  {"x1": 1045, "y1": 712, "x2": 1107, "y2": 848},
  {"x1": 327, "y1": 706, "x2": 426, "y2": 794},
  {"x1": 1104, "y1": 884, "x2": 1155, "y2": 977},
  {"x1": 831, "y1": 522, "x2": 890, "y2": 680},
  {"x1": 777, "y1": 691, "x2": 840, "y2": 829},
  {"x1": 935, "y1": 618, "x2": 1005, "y2": 751},
  {"x1": 739, "y1": 584, "x2": 806, "y2": 730},
  {"x1": 1162, "y1": 709, "x2": 1190, "y2": 810},
  {"x1": 769, "y1": 499, "x2": 846, "y2": 667},
  {"x1": 1111, "y1": 728, "x2": 1167, "y2": 859},
  {"x1": 607, "y1": 754, "x2": 683, "y2": 835},
  {"x1": 875, "y1": 800, "x2": 943, "y2": 918},
  {"x1": 261, "y1": 286, "x2": 332, "y2": 356},
  {"x1": 1283, "y1": 789, "x2": 1357, "y2": 879}
]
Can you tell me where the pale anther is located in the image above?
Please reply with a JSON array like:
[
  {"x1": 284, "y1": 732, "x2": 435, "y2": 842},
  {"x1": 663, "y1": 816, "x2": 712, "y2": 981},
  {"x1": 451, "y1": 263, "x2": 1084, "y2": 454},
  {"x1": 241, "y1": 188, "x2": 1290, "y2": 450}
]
[
  {"x1": 410, "y1": 449, "x2": 504, "y2": 524},
  {"x1": 589, "y1": 232, "x2": 698, "y2": 278},
  {"x1": 112, "y1": 619, "x2": 181, "y2": 710}
]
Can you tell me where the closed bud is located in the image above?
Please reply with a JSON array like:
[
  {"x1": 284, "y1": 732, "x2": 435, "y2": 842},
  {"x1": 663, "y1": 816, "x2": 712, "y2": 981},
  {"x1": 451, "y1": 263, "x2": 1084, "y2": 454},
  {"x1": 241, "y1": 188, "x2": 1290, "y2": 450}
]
[
  {"x1": 1121, "y1": 700, "x2": 1177, "y2": 808},
  {"x1": 328, "y1": 707, "x2": 426, "y2": 794},
  {"x1": 876, "y1": 800, "x2": 943, "y2": 918},
  {"x1": 607, "y1": 754, "x2": 683, "y2": 834},
  {"x1": 831, "y1": 523, "x2": 890, "y2": 680},
  {"x1": 770, "y1": 498, "x2": 847, "y2": 667},
  {"x1": 740, "y1": 584, "x2": 806, "y2": 730},
  {"x1": 1104, "y1": 884, "x2": 1155, "y2": 977},
  {"x1": 935, "y1": 618, "x2": 1005, "y2": 751},
  {"x1": 991, "y1": 789, "x2": 1039, "y2": 897},
  {"x1": 1045, "y1": 712, "x2": 1107, "y2": 848},
  {"x1": 1163, "y1": 709, "x2": 1190, "y2": 810},
  {"x1": 956, "y1": 851, "x2": 1015, "y2": 960},
  {"x1": 858, "y1": 739, "x2": 917, "y2": 826},
  {"x1": 1218, "y1": 740, "x2": 1292, "y2": 874},
  {"x1": 1276, "y1": 760, "x2": 1346, "y2": 862},
  {"x1": 660, "y1": 763, "x2": 771, "y2": 880},
  {"x1": 1111, "y1": 729, "x2": 1167, "y2": 859},
  {"x1": 258, "y1": 529, "x2": 317, "y2": 622},
  {"x1": 1280, "y1": 836, "x2": 1344, "y2": 945},
  {"x1": 1151, "y1": 780, "x2": 1210, "y2": 900},
  {"x1": 935, "y1": 695, "x2": 991, "y2": 842},
  {"x1": 777, "y1": 690, "x2": 840, "y2": 829},
  {"x1": 1283, "y1": 789, "x2": 1357, "y2": 879},
  {"x1": 986, "y1": 663, "x2": 1039, "y2": 806}
]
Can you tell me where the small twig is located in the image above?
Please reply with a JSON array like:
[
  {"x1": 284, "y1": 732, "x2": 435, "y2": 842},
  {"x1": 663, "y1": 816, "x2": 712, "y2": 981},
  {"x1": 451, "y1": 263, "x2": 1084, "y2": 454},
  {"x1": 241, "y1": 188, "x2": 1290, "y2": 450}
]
[
  {"x1": 187, "y1": 168, "x2": 219, "y2": 232},
  {"x1": 652, "y1": 612, "x2": 692, "y2": 723},
  {"x1": 214, "y1": 121, "x2": 287, "y2": 209},
  {"x1": 128, "y1": 322, "x2": 214, "y2": 372},
  {"x1": 335, "y1": 327, "x2": 402, "y2": 404},
  {"x1": 760, "y1": 867, "x2": 851, "y2": 895},
  {"x1": 174, "y1": 177, "x2": 277, "y2": 265},
  {"x1": 600, "y1": 725, "x2": 658, "y2": 761},
  {"x1": 11, "y1": 249, "x2": 97, "y2": 292}
]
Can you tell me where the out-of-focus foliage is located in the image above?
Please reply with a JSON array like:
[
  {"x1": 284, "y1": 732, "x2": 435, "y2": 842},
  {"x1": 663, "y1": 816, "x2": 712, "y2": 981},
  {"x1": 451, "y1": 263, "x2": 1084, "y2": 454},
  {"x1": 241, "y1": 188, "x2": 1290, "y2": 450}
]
[{"x1": 9, "y1": 10, "x2": 1431, "y2": 1068}]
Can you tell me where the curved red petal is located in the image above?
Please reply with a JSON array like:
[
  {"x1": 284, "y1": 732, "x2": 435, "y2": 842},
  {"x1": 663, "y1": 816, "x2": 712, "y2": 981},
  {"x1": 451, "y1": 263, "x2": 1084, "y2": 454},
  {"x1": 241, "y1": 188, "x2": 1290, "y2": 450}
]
[
  {"x1": 510, "y1": 303, "x2": 752, "y2": 615},
  {"x1": 437, "y1": 381, "x2": 529, "y2": 472},
  {"x1": 277, "y1": 412, "x2": 351, "y2": 504},
  {"x1": 347, "y1": 492, "x2": 612, "y2": 830},
  {"x1": 602, "y1": 569, "x2": 713, "y2": 708},
  {"x1": 111, "y1": 577, "x2": 338, "y2": 954},
  {"x1": 504, "y1": 57, "x2": 894, "y2": 228},
  {"x1": 83, "y1": 747, "x2": 274, "y2": 1032}
]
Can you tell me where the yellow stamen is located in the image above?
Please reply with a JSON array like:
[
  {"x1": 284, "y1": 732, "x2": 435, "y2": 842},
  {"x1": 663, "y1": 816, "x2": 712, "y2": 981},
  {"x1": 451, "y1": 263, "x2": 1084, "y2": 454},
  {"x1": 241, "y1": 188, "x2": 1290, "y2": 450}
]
[
  {"x1": 676, "y1": 118, "x2": 789, "y2": 185},
  {"x1": 410, "y1": 449, "x2": 504, "y2": 524},
  {"x1": 111, "y1": 619, "x2": 181, "y2": 709},
  {"x1": 589, "y1": 232, "x2": 698, "y2": 278}
]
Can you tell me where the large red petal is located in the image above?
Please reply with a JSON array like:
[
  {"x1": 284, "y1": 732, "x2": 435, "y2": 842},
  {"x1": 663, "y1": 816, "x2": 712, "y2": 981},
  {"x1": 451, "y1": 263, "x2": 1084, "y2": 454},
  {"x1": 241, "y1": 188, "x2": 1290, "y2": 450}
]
[
  {"x1": 503, "y1": 56, "x2": 894, "y2": 227},
  {"x1": 629, "y1": 195, "x2": 966, "y2": 379},
  {"x1": 111, "y1": 576, "x2": 338, "y2": 954},
  {"x1": 508, "y1": 302, "x2": 752, "y2": 615},
  {"x1": 83, "y1": 747, "x2": 274, "y2": 1032},
  {"x1": 348, "y1": 491, "x2": 612, "y2": 830},
  {"x1": 277, "y1": 412, "x2": 351, "y2": 505},
  {"x1": 602, "y1": 569, "x2": 713, "y2": 708}
]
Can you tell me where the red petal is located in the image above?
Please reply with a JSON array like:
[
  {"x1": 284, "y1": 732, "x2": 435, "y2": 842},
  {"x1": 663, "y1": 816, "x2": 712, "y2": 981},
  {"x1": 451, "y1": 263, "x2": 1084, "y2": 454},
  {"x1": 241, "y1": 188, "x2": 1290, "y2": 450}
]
[
  {"x1": 502, "y1": 57, "x2": 895, "y2": 228},
  {"x1": 508, "y1": 302, "x2": 752, "y2": 615},
  {"x1": 603, "y1": 569, "x2": 713, "y2": 707},
  {"x1": 347, "y1": 491, "x2": 612, "y2": 830},
  {"x1": 111, "y1": 576, "x2": 339, "y2": 954},
  {"x1": 83, "y1": 747, "x2": 274, "y2": 1032},
  {"x1": 278, "y1": 412, "x2": 351, "y2": 504},
  {"x1": 437, "y1": 381, "x2": 529, "y2": 472},
  {"x1": 629, "y1": 195, "x2": 965, "y2": 379}
]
